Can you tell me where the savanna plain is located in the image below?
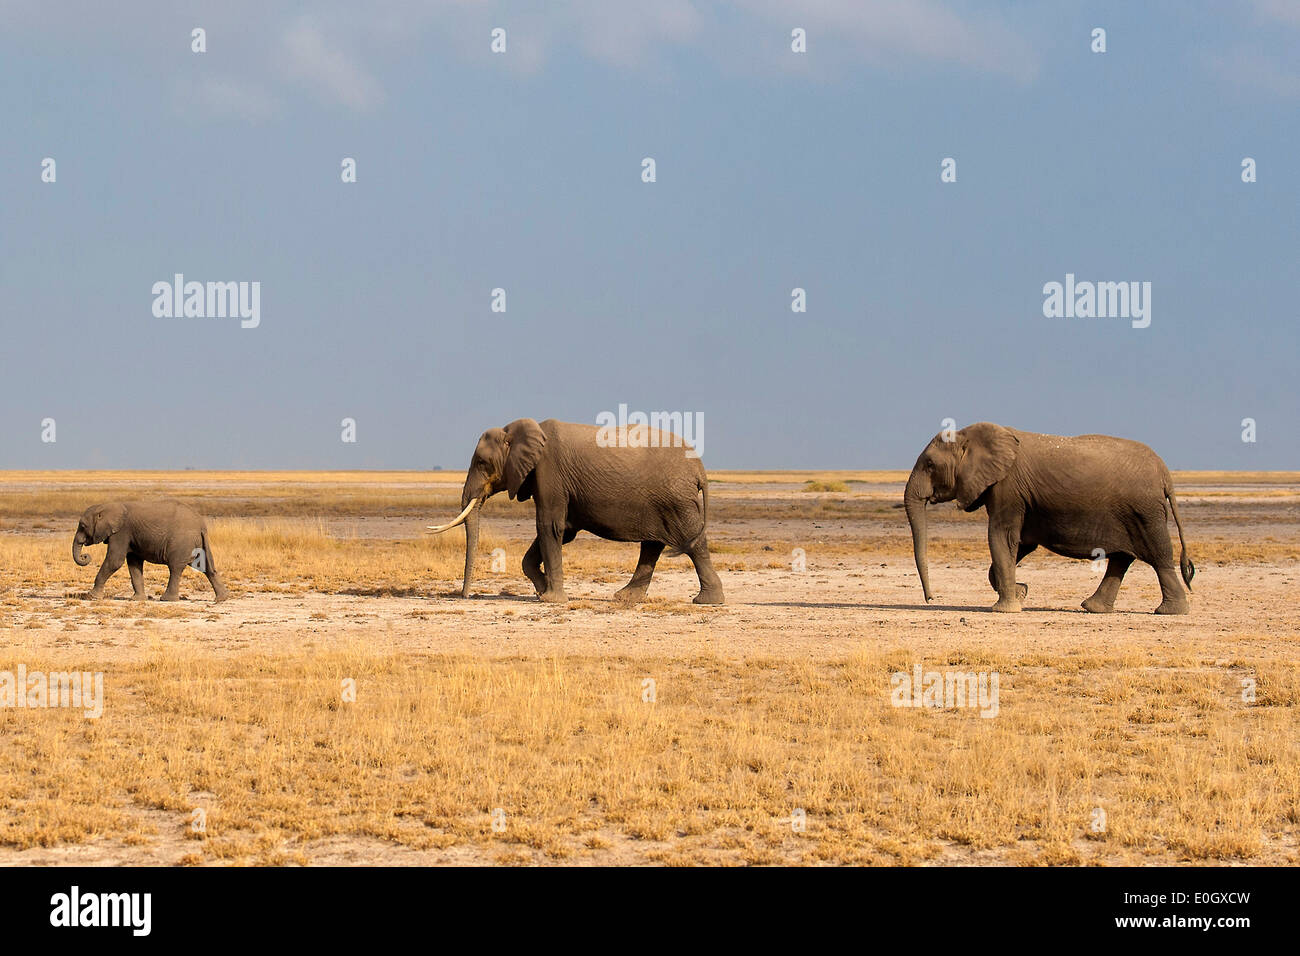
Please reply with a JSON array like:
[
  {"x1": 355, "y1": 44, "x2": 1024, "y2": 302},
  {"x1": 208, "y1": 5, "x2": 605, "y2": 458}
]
[{"x1": 1, "y1": 470, "x2": 1296, "y2": 866}]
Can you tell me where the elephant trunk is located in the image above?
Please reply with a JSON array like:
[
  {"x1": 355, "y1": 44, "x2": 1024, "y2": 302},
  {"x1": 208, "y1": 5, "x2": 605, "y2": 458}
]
[
  {"x1": 904, "y1": 470, "x2": 933, "y2": 603},
  {"x1": 427, "y1": 483, "x2": 484, "y2": 598},
  {"x1": 461, "y1": 506, "x2": 480, "y2": 599},
  {"x1": 72, "y1": 531, "x2": 91, "y2": 567}
]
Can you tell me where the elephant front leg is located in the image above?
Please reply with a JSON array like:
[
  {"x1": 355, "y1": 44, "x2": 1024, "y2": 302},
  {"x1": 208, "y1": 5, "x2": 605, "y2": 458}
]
[
  {"x1": 1082, "y1": 552, "x2": 1133, "y2": 613},
  {"x1": 522, "y1": 538, "x2": 547, "y2": 596},
  {"x1": 126, "y1": 553, "x2": 147, "y2": 601},
  {"x1": 987, "y1": 521, "x2": 1023, "y2": 612},
  {"x1": 988, "y1": 542, "x2": 1035, "y2": 603},
  {"x1": 615, "y1": 541, "x2": 665, "y2": 603},
  {"x1": 536, "y1": 520, "x2": 567, "y2": 603},
  {"x1": 87, "y1": 541, "x2": 126, "y2": 595}
]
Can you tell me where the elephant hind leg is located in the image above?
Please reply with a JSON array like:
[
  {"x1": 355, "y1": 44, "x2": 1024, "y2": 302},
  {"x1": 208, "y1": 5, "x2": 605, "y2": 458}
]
[
  {"x1": 1082, "y1": 552, "x2": 1134, "y2": 613},
  {"x1": 205, "y1": 567, "x2": 229, "y2": 602},
  {"x1": 1153, "y1": 564, "x2": 1190, "y2": 614},
  {"x1": 687, "y1": 538, "x2": 724, "y2": 605},
  {"x1": 1131, "y1": 511, "x2": 1190, "y2": 614},
  {"x1": 197, "y1": 542, "x2": 228, "y2": 602},
  {"x1": 126, "y1": 553, "x2": 147, "y2": 601},
  {"x1": 615, "y1": 541, "x2": 665, "y2": 603},
  {"x1": 160, "y1": 561, "x2": 185, "y2": 601}
]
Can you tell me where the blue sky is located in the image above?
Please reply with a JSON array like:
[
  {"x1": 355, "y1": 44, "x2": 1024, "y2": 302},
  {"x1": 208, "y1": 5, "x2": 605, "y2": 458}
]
[{"x1": 2, "y1": 1, "x2": 1296, "y2": 469}]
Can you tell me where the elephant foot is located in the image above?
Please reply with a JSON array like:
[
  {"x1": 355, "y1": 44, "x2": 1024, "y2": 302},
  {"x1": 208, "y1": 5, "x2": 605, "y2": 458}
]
[
  {"x1": 1081, "y1": 596, "x2": 1116, "y2": 613},
  {"x1": 990, "y1": 597, "x2": 1022, "y2": 613},
  {"x1": 159, "y1": 592, "x2": 181, "y2": 602},
  {"x1": 693, "y1": 588, "x2": 725, "y2": 606},
  {"x1": 614, "y1": 585, "x2": 649, "y2": 604},
  {"x1": 85, "y1": 590, "x2": 103, "y2": 601},
  {"x1": 130, "y1": 593, "x2": 148, "y2": 603},
  {"x1": 1154, "y1": 598, "x2": 1190, "y2": 615},
  {"x1": 212, "y1": 591, "x2": 229, "y2": 604},
  {"x1": 538, "y1": 588, "x2": 568, "y2": 604}
]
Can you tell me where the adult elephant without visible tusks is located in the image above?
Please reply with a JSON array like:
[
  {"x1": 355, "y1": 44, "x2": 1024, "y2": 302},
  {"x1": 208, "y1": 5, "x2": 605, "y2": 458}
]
[
  {"x1": 904, "y1": 423, "x2": 1194, "y2": 614},
  {"x1": 428, "y1": 418, "x2": 724, "y2": 604},
  {"x1": 73, "y1": 500, "x2": 228, "y2": 602}
]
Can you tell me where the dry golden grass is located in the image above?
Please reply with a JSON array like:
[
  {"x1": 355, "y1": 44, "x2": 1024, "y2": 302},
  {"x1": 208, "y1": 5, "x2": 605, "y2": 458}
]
[
  {"x1": 206, "y1": 518, "x2": 494, "y2": 596},
  {"x1": 0, "y1": 520, "x2": 683, "y2": 603},
  {"x1": 1, "y1": 642, "x2": 1294, "y2": 864},
  {"x1": 14, "y1": 521, "x2": 1290, "y2": 605},
  {"x1": 2, "y1": 471, "x2": 1298, "y2": 865},
  {"x1": 0, "y1": 470, "x2": 464, "y2": 484},
  {"x1": 0, "y1": 518, "x2": 510, "y2": 601},
  {"x1": 801, "y1": 480, "x2": 852, "y2": 493},
  {"x1": 711, "y1": 470, "x2": 908, "y2": 484}
]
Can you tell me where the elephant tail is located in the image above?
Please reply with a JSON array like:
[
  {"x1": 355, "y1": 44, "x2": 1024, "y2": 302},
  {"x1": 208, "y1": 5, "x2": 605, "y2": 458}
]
[
  {"x1": 200, "y1": 527, "x2": 217, "y2": 574},
  {"x1": 1165, "y1": 481, "x2": 1194, "y2": 591},
  {"x1": 698, "y1": 472, "x2": 709, "y2": 545}
]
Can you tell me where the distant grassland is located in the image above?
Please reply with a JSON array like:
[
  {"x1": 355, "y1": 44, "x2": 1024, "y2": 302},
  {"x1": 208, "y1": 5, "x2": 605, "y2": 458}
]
[
  {"x1": 0, "y1": 471, "x2": 1296, "y2": 600},
  {"x1": 2, "y1": 470, "x2": 1296, "y2": 520},
  {"x1": 10, "y1": 469, "x2": 1298, "y2": 484}
]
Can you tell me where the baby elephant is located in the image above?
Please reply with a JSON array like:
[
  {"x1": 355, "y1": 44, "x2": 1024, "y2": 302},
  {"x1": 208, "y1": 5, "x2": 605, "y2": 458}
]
[{"x1": 72, "y1": 500, "x2": 228, "y2": 602}]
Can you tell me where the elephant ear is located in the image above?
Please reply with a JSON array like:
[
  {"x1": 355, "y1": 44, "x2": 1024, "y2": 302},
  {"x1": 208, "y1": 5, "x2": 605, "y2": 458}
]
[
  {"x1": 94, "y1": 503, "x2": 126, "y2": 541},
  {"x1": 954, "y1": 423, "x2": 1019, "y2": 510},
  {"x1": 502, "y1": 419, "x2": 546, "y2": 500}
]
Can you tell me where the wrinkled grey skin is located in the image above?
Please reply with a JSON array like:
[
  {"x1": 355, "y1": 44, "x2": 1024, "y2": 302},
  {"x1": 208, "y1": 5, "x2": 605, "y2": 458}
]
[
  {"x1": 430, "y1": 418, "x2": 724, "y2": 605},
  {"x1": 73, "y1": 500, "x2": 228, "y2": 602},
  {"x1": 904, "y1": 423, "x2": 1194, "y2": 614}
]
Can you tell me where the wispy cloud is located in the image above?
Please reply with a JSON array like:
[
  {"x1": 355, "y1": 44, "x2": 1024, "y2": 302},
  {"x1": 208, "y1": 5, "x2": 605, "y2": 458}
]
[
  {"x1": 564, "y1": 0, "x2": 706, "y2": 68},
  {"x1": 0, "y1": 0, "x2": 1048, "y2": 118},
  {"x1": 473, "y1": 0, "x2": 1038, "y2": 80},
  {"x1": 730, "y1": 0, "x2": 1040, "y2": 82},
  {"x1": 1251, "y1": 0, "x2": 1300, "y2": 28},
  {"x1": 1207, "y1": 47, "x2": 1300, "y2": 99},
  {"x1": 1203, "y1": 0, "x2": 1300, "y2": 99},
  {"x1": 281, "y1": 16, "x2": 384, "y2": 110},
  {"x1": 180, "y1": 75, "x2": 281, "y2": 122}
]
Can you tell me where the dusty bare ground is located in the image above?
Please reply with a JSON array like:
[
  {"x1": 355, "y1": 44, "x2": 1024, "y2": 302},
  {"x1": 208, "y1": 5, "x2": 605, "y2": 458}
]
[{"x1": 0, "y1": 471, "x2": 1297, "y2": 866}]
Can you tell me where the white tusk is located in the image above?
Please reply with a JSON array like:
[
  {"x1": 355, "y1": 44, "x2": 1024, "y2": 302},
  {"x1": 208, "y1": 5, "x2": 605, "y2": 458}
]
[{"x1": 426, "y1": 498, "x2": 477, "y2": 534}]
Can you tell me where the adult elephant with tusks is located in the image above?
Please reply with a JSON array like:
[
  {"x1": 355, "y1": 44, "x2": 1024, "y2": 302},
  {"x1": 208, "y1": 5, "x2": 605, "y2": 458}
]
[
  {"x1": 904, "y1": 422, "x2": 1194, "y2": 614},
  {"x1": 427, "y1": 418, "x2": 724, "y2": 605}
]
